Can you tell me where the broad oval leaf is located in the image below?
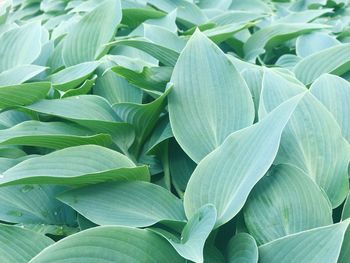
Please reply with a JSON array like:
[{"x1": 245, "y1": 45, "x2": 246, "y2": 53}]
[
  {"x1": 0, "y1": 145, "x2": 149, "y2": 186},
  {"x1": 29, "y1": 226, "x2": 185, "y2": 263},
  {"x1": 244, "y1": 164, "x2": 333, "y2": 245},
  {"x1": 58, "y1": 181, "x2": 186, "y2": 227},
  {"x1": 0, "y1": 65, "x2": 46, "y2": 86},
  {"x1": 169, "y1": 29, "x2": 254, "y2": 163},
  {"x1": 184, "y1": 94, "x2": 304, "y2": 227}
]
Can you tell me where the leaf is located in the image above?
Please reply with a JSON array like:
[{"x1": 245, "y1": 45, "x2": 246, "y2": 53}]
[
  {"x1": 226, "y1": 233, "x2": 258, "y2": 263},
  {"x1": 310, "y1": 74, "x2": 350, "y2": 143},
  {"x1": 111, "y1": 65, "x2": 172, "y2": 92},
  {"x1": 94, "y1": 60, "x2": 142, "y2": 104},
  {"x1": 29, "y1": 226, "x2": 185, "y2": 263},
  {"x1": 0, "y1": 65, "x2": 47, "y2": 86},
  {"x1": 0, "y1": 184, "x2": 75, "y2": 225},
  {"x1": 244, "y1": 23, "x2": 326, "y2": 60},
  {"x1": 0, "y1": 22, "x2": 42, "y2": 71},
  {"x1": 183, "y1": 93, "x2": 304, "y2": 227},
  {"x1": 0, "y1": 120, "x2": 112, "y2": 149},
  {"x1": 342, "y1": 191, "x2": 350, "y2": 220},
  {"x1": 24, "y1": 95, "x2": 135, "y2": 152},
  {"x1": 58, "y1": 181, "x2": 185, "y2": 227},
  {"x1": 0, "y1": 82, "x2": 51, "y2": 110},
  {"x1": 244, "y1": 164, "x2": 333, "y2": 245},
  {"x1": 50, "y1": 61, "x2": 99, "y2": 91},
  {"x1": 258, "y1": 220, "x2": 350, "y2": 263},
  {"x1": 0, "y1": 224, "x2": 54, "y2": 263},
  {"x1": 260, "y1": 70, "x2": 350, "y2": 207},
  {"x1": 296, "y1": 32, "x2": 340, "y2": 58},
  {"x1": 153, "y1": 204, "x2": 216, "y2": 263},
  {"x1": 107, "y1": 37, "x2": 180, "y2": 66},
  {"x1": 0, "y1": 145, "x2": 149, "y2": 186},
  {"x1": 113, "y1": 88, "x2": 170, "y2": 156},
  {"x1": 62, "y1": 0, "x2": 122, "y2": 66},
  {"x1": 168, "y1": 29, "x2": 254, "y2": 163},
  {"x1": 294, "y1": 43, "x2": 350, "y2": 85},
  {"x1": 62, "y1": 75, "x2": 97, "y2": 98}
]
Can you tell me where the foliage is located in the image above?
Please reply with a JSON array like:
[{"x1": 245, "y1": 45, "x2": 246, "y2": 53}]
[{"x1": 0, "y1": 0, "x2": 350, "y2": 262}]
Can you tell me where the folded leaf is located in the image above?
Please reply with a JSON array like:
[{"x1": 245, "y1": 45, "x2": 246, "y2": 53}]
[{"x1": 226, "y1": 233, "x2": 258, "y2": 263}]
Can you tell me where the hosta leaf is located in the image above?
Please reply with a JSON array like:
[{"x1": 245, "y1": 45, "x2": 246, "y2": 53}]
[
  {"x1": 0, "y1": 184, "x2": 75, "y2": 225},
  {"x1": 342, "y1": 192, "x2": 350, "y2": 220},
  {"x1": 62, "y1": 0, "x2": 121, "y2": 66},
  {"x1": 244, "y1": 164, "x2": 333, "y2": 245},
  {"x1": 0, "y1": 224, "x2": 53, "y2": 263},
  {"x1": 25, "y1": 95, "x2": 135, "y2": 152},
  {"x1": 296, "y1": 32, "x2": 340, "y2": 58},
  {"x1": 226, "y1": 233, "x2": 258, "y2": 263},
  {"x1": 50, "y1": 61, "x2": 99, "y2": 91},
  {"x1": 121, "y1": 8, "x2": 165, "y2": 29},
  {"x1": 184, "y1": 94, "x2": 304, "y2": 227},
  {"x1": 0, "y1": 22, "x2": 41, "y2": 72},
  {"x1": 168, "y1": 29, "x2": 254, "y2": 163},
  {"x1": 260, "y1": 70, "x2": 350, "y2": 207},
  {"x1": 29, "y1": 226, "x2": 185, "y2": 263},
  {"x1": 61, "y1": 75, "x2": 97, "y2": 98},
  {"x1": 147, "y1": 0, "x2": 207, "y2": 26},
  {"x1": 0, "y1": 120, "x2": 112, "y2": 149},
  {"x1": 244, "y1": 23, "x2": 325, "y2": 60},
  {"x1": 0, "y1": 145, "x2": 149, "y2": 186},
  {"x1": 111, "y1": 65, "x2": 172, "y2": 92},
  {"x1": 0, "y1": 65, "x2": 46, "y2": 86},
  {"x1": 258, "y1": 220, "x2": 350, "y2": 263},
  {"x1": 113, "y1": 88, "x2": 170, "y2": 155},
  {"x1": 107, "y1": 37, "x2": 179, "y2": 66},
  {"x1": 294, "y1": 43, "x2": 350, "y2": 85},
  {"x1": 0, "y1": 82, "x2": 50, "y2": 109},
  {"x1": 94, "y1": 60, "x2": 142, "y2": 104},
  {"x1": 310, "y1": 74, "x2": 350, "y2": 143},
  {"x1": 0, "y1": 110, "x2": 29, "y2": 129},
  {"x1": 153, "y1": 204, "x2": 216, "y2": 263},
  {"x1": 58, "y1": 181, "x2": 185, "y2": 227},
  {"x1": 339, "y1": 227, "x2": 350, "y2": 263},
  {"x1": 210, "y1": 11, "x2": 264, "y2": 26}
]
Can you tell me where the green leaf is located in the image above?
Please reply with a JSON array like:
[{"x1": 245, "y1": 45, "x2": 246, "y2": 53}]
[
  {"x1": 260, "y1": 70, "x2": 350, "y2": 207},
  {"x1": 62, "y1": 0, "x2": 122, "y2": 66},
  {"x1": 342, "y1": 191, "x2": 350, "y2": 220},
  {"x1": 184, "y1": 94, "x2": 304, "y2": 227},
  {"x1": 244, "y1": 164, "x2": 332, "y2": 245},
  {"x1": 0, "y1": 65, "x2": 47, "y2": 86},
  {"x1": 0, "y1": 145, "x2": 149, "y2": 186},
  {"x1": 296, "y1": 32, "x2": 340, "y2": 58},
  {"x1": 168, "y1": 29, "x2": 254, "y2": 163},
  {"x1": 0, "y1": 224, "x2": 54, "y2": 263},
  {"x1": 0, "y1": 82, "x2": 51, "y2": 110},
  {"x1": 29, "y1": 226, "x2": 185, "y2": 263},
  {"x1": 0, "y1": 22, "x2": 42, "y2": 71},
  {"x1": 244, "y1": 23, "x2": 326, "y2": 60},
  {"x1": 258, "y1": 220, "x2": 350, "y2": 263},
  {"x1": 61, "y1": 75, "x2": 97, "y2": 98},
  {"x1": 294, "y1": 43, "x2": 350, "y2": 85},
  {"x1": 50, "y1": 61, "x2": 99, "y2": 91},
  {"x1": 0, "y1": 184, "x2": 75, "y2": 225},
  {"x1": 310, "y1": 74, "x2": 350, "y2": 143},
  {"x1": 226, "y1": 233, "x2": 258, "y2": 263},
  {"x1": 153, "y1": 204, "x2": 216, "y2": 263},
  {"x1": 58, "y1": 181, "x2": 185, "y2": 227},
  {"x1": 0, "y1": 120, "x2": 112, "y2": 149}
]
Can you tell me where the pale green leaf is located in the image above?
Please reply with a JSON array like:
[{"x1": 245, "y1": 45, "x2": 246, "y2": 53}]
[{"x1": 226, "y1": 233, "x2": 258, "y2": 263}]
